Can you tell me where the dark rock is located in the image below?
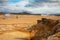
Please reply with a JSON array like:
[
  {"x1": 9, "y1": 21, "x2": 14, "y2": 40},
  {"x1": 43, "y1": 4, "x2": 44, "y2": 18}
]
[{"x1": 31, "y1": 18, "x2": 60, "y2": 40}]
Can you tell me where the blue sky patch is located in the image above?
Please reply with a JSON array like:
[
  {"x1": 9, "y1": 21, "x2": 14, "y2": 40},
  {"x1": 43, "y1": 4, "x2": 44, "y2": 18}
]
[{"x1": 8, "y1": 0, "x2": 22, "y2": 3}]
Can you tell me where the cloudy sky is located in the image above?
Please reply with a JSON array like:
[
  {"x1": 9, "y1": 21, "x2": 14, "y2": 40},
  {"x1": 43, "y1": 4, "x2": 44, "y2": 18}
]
[{"x1": 0, "y1": 0, "x2": 60, "y2": 14}]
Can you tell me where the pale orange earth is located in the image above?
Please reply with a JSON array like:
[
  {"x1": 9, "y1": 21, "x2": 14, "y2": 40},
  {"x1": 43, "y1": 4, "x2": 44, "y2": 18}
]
[
  {"x1": 0, "y1": 14, "x2": 60, "y2": 40},
  {"x1": 0, "y1": 14, "x2": 60, "y2": 25}
]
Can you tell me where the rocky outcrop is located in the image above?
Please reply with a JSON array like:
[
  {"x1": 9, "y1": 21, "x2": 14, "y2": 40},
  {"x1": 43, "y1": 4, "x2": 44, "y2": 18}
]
[
  {"x1": 31, "y1": 18, "x2": 60, "y2": 40},
  {"x1": 47, "y1": 32, "x2": 60, "y2": 40}
]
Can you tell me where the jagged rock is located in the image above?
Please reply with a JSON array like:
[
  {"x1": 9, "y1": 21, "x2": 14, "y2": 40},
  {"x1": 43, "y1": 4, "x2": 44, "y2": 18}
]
[
  {"x1": 31, "y1": 18, "x2": 60, "y2": 40},
  {"x1": 47, "y1": 32, "x2": 60, "y2": 40}
]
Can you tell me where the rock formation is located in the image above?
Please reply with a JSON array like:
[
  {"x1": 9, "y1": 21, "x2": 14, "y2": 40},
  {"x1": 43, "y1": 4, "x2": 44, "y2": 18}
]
[
  {"x1": 31, "y1": 18, "x2": 60, "y2": 40},
  {"x1": 47, "y1": 32, "x2": 60, "y2": 40}
]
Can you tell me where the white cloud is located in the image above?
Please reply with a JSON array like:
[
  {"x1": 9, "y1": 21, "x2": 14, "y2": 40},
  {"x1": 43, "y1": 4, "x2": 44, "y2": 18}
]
[
  {"x1": 41, "y1": 2, "x2": 60, "y2": 7},
  {"x1": 50, "y1": 0, "x2": 60, "y2": 1},
  {"x1": 0, "y1": 0, "x2": 8, "y2": 5},
  {"x1": 0, "y1": 0, "x2": 29, "y2": 12},
  {"x1": 0, "y1": 0, "x2": 60, "y2": 14},
  {"x1": 26, "y1": 6, "x2": 60, "y2": 14}
]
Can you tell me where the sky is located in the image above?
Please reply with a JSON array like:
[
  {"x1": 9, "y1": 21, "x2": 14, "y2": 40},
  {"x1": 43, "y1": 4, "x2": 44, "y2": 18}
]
[{"x1": 0, "y1": 0, "x2": 60, "y2": 14}]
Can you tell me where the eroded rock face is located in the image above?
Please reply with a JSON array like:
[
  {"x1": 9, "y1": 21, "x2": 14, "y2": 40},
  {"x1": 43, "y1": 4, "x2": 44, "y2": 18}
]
[
  {"x1": 31, "y1": 18, "x2": 60, "y2": 40},
  {"x1": 47, "y1": 32, "x2": 60, "y2": 40}
]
